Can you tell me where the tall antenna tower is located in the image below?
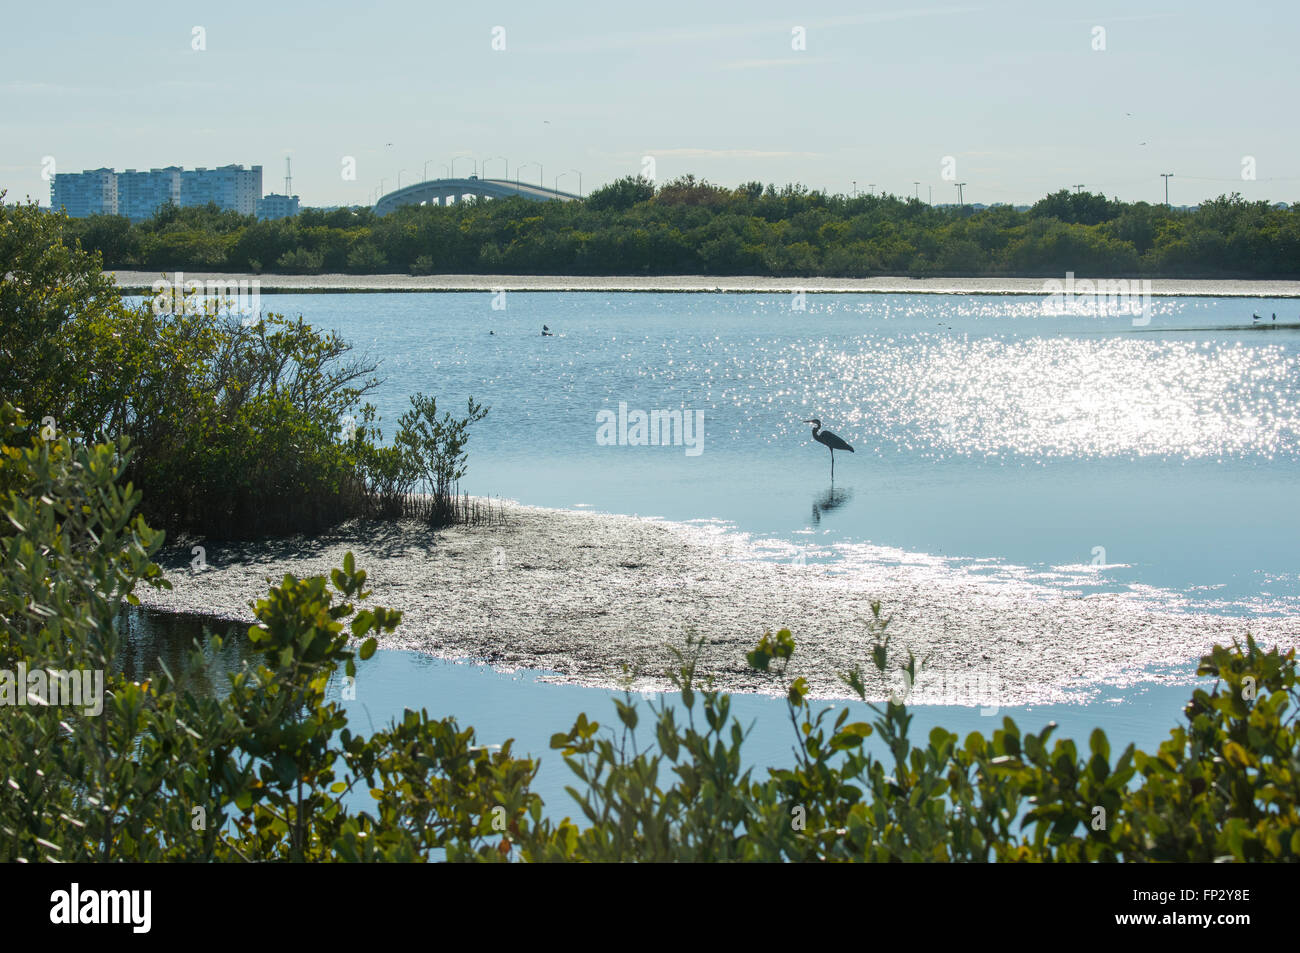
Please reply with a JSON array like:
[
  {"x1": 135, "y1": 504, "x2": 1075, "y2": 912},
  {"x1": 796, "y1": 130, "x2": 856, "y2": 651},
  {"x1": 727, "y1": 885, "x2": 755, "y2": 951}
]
[{"x1": 284, "y1": 156, "x2": 293, "y2": 196}]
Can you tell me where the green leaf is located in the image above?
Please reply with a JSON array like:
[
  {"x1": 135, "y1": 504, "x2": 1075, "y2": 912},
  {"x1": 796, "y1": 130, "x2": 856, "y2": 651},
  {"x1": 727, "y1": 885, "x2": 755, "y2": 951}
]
[{"x1": 787, "y1": 677, "x2": 809, "y2": 706}]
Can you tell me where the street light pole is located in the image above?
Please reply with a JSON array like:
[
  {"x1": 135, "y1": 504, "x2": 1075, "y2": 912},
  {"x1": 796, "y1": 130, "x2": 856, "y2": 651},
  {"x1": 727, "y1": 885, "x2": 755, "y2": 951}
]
[
  {"x1": 914, "y1": 181, "x2": 920, "y2": 200},
  {"x1": 956, "y1": 182, "x2": 967, "y2": 205},
  {"x1": 518, "y1": 161, "x2": 542, "y2": 187},
  {"x1": 556, "y1": 169, "x2": 582, "y2": 197},
  {"x1": 1161, "y1": 172, "x2": 1174, "y2": 208}
]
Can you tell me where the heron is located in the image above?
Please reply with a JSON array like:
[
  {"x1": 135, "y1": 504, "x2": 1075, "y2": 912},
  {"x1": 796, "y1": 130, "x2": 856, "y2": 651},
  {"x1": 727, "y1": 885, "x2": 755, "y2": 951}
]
[{"x1": 802, "y1": 419, "x2": 854, "y2": 479}]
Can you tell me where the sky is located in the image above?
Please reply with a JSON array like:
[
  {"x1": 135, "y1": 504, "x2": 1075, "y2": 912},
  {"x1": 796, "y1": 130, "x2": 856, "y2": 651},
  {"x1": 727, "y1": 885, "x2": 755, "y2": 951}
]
[{"x1": 2, "y1": 0, "x2": 1297, "y2": 209}]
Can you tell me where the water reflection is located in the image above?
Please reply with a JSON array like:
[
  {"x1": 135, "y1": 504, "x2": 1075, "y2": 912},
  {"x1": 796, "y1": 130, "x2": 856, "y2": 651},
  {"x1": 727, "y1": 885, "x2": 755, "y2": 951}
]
[
  {"x1": 115, "y1": 608, "x2": 252, "y2": 699},
  {"x1": 811, "y1": 485, "x2": 853, "y2": 525}
]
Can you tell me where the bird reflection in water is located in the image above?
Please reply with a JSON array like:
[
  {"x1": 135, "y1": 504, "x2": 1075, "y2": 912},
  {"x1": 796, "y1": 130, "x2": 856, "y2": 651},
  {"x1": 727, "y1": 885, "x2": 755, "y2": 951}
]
[{"x1": 811, "y1": 485, "x2": 853, "y2": 525}]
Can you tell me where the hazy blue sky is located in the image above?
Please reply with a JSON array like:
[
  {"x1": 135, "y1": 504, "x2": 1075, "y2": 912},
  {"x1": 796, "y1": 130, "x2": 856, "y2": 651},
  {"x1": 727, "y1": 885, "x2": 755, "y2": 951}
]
[{"x1": 3, "y1": 0, "x2": 1297, "y2": 208}]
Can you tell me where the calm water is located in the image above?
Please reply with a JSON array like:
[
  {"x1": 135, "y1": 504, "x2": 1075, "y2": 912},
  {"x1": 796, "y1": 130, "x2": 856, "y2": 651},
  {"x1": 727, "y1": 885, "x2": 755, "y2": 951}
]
[
  {"x1": 242, "y1": 291, "x2": 1300, "y2": 614},
  {"x1": 117, "y1": 290, "x2": 1300, "y2": 813},
  {"x1": 117, "y1": 608, "x2": 1203, "y2": 815}
]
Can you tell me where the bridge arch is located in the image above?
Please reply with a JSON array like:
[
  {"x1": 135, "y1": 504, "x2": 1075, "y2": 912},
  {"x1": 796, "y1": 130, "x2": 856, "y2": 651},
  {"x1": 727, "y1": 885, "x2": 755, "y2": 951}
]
[{"x1": 374, "y1": 177, "x2": 580, "y2": 215}]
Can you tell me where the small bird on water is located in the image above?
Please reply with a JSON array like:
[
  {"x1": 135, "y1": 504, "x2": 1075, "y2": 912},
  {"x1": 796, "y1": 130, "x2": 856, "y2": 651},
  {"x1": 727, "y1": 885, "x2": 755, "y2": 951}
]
[
  {"x1": 802, "y1": 418, "x2": 854, "y2": 479},
  {"x1": 541, "y1": 324, "x2": 554, "y2": 337}
]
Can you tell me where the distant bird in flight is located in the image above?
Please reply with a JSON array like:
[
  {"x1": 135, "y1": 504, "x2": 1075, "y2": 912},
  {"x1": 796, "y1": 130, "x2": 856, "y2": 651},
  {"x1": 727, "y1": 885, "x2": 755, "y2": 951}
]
[{"x1": 802, "y1": 418, "x2": 854, "y2": 479}]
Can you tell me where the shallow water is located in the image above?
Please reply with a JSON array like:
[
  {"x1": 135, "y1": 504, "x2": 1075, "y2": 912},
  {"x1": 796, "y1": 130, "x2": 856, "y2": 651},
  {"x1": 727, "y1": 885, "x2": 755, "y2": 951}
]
[
  {"x1": 116, "y1": 291, "x2": 1300, "y2": 767},
  {"x1": 224, "y1": 291, "x2": 1300, "y2": 616},
  {"x1": 117, "y1": 608, "x2": 1203, "y2": 817}
]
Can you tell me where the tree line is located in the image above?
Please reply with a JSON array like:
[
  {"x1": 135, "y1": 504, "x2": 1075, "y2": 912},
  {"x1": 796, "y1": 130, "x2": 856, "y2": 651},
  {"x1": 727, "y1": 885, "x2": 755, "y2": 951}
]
[
  {"x1": 1, "y1": 196, "x2": 489, "y2": 540},
  {"x1": 59, "y1": 177, "x2": 1300, "y2": 279}
]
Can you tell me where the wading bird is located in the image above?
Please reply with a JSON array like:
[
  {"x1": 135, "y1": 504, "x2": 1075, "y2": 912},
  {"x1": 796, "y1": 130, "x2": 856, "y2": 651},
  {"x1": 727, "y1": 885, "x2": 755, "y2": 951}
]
[{"x1": 802, "y1": 419, "x2": 854, "y2": 479}]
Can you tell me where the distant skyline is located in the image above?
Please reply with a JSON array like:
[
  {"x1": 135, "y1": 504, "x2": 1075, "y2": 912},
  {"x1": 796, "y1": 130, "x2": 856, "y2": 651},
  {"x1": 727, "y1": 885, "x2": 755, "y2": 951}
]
[{"x1": 3, "y1": 0, "x2": 1298, "y2": 209}]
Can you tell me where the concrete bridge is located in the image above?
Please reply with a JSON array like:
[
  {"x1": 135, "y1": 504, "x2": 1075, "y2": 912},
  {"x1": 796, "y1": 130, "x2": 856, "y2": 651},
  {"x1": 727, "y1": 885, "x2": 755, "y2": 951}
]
[{"x1": 374, "y1": 177, "x2": 581, "y2": 215}]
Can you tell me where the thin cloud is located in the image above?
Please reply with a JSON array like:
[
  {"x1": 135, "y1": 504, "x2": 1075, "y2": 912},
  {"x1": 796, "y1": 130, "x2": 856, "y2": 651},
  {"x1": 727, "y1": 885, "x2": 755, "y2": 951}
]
[
  {"x1": 1065, "y1": 13, "x2": 1181, "y2": 23},
  {"x1": 717, "y1": 57, "x2": 832, "y2": 71},
  {"x1": 1, "y1": 81, "x2": 92, "y2": 94},
  {"x1": 647, "y1": 148, "x2": 824, "y2": 159},
  {"x1": 531, "y1": 7, "x2": 983, "y2": 55},
  {"x1": 2, "y1": 79, "x2": 222, "y2": 95}
]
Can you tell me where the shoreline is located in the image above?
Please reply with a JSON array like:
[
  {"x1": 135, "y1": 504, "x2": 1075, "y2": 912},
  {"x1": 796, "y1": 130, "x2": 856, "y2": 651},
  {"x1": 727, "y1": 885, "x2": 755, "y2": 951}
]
[
  {"x1": 109, "y1": 270, "x2": 1300, "y2": 297},
  {"x1": 133, "y1": 501, "x2": 1299, "y2": 706}
]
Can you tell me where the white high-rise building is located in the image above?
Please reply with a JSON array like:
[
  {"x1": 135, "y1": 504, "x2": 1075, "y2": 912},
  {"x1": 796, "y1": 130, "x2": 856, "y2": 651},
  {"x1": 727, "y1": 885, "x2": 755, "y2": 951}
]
[
  {"x1": 257, "y1": 193, "x2": 300, "y2": 220},
  {"x1": 116, "y1": 167, "x2": 181, "y2": 221},
  {"x1": 50, "y1": 168, "x2": 117, "y2": 217},
  {"x1": 49, "y1": 164, "x2": 267, "y2": 218},
  {"x1": 180, "y1": 164, "x2": 262, "y2": 216}
]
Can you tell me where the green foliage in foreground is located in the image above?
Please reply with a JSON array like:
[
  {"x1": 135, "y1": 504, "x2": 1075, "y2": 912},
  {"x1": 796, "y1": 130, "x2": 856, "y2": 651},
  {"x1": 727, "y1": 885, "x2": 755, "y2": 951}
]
[
  {"x1": 0, "y1": 198, "x2": 486, "y2": 538},
  {"x1": 2, "y1": 413, "x2": 1297, "y2": 861},
  {"x1": 49, "y1": 177, "x2": 1300, "y2": 279}
]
